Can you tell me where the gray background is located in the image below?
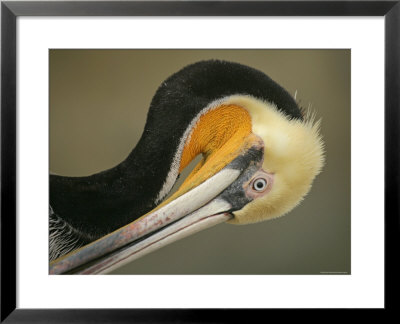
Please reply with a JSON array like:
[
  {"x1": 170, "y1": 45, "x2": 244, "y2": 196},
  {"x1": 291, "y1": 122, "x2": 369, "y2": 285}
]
[{"x1": 50, "y1": 49, "x2": 350, "y2": 274}]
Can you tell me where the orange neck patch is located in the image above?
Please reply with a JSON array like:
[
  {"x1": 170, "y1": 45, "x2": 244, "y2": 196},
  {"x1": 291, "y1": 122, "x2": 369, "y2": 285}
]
[
  {"x1": 180, "y1": 104, "x2": 252, "y2": 173},
  {"x1": 142, "y1": 104, "x2": 257, "y2": 214}
]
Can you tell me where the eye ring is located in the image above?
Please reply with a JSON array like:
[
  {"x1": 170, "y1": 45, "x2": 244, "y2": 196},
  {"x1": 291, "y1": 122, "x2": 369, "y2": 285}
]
[{"x1": 252, "y1": 178, "x2": 267, "y2": 192}]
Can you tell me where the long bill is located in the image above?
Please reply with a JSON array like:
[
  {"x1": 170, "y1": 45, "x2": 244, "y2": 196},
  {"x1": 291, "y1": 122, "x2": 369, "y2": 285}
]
[{"x1": 49, "y1": 134, "x2": 264, "y2": 275}]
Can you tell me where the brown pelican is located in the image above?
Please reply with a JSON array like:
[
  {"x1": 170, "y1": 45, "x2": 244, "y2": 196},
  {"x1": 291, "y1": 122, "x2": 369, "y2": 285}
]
[{"x1": 49, "y1": 60, "x2": 324, "y2": 274}]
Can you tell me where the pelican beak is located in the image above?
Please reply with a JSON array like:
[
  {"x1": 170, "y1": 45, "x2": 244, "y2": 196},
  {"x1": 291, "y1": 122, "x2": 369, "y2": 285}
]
[{"x1": 49, "y1": 134, "x2": 264, "y2": 274}]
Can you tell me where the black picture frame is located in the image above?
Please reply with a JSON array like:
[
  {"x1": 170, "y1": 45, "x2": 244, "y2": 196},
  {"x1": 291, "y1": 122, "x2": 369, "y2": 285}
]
[{"x1": 1, "y1": 0, "x2": 398, "y2": 321}]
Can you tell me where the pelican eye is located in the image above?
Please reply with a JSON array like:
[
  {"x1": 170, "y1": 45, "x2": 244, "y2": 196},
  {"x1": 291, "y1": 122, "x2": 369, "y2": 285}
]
[{"x1": 252, "y1": 178, "x2": 267, "y2": 192}]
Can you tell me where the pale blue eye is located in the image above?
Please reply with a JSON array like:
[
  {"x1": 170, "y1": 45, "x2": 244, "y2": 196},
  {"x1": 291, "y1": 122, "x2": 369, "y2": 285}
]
[{"x1": 253, "y1": 178, "x2": 267, "y2": 191}]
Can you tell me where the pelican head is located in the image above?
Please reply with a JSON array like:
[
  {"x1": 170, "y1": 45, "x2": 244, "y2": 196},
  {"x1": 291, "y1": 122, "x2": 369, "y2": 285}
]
[
  {"x1": 225, "y1": 95, "x2": 324, "y2": 224},
  {"x1": 49, "y1": 60, "x2": 324, "y2": 274}
]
